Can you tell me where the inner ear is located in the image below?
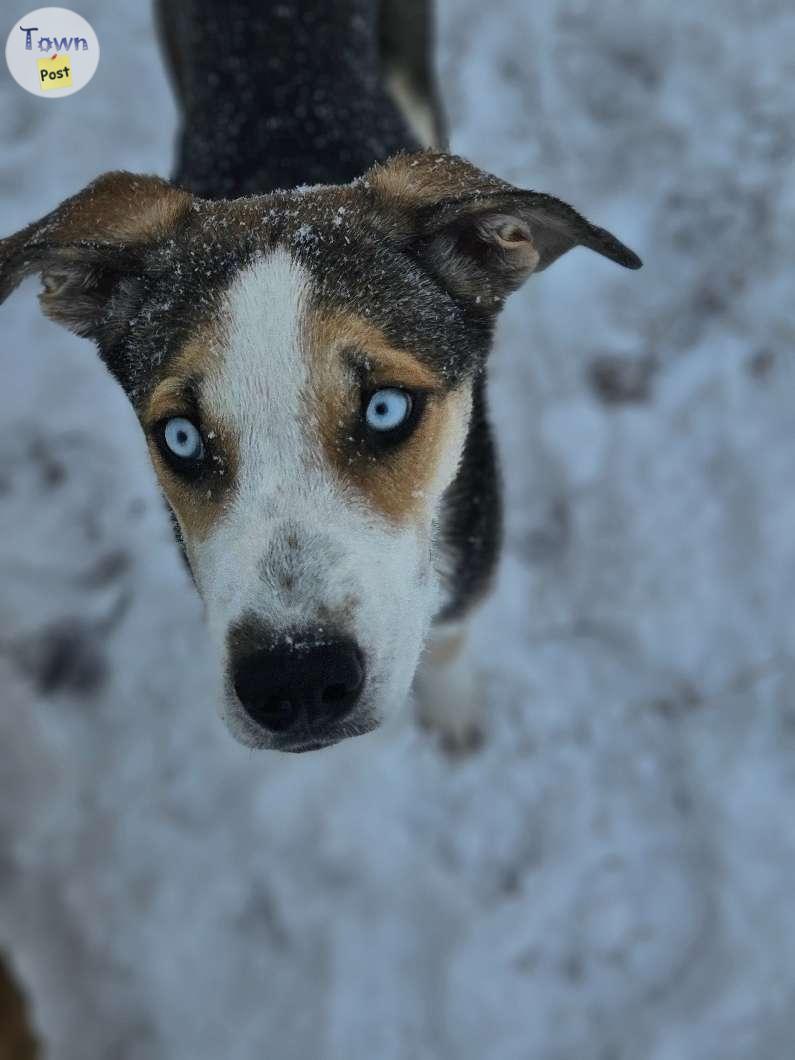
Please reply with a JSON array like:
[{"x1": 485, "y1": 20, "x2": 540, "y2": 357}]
[
  {"x1": 420, "y1": 195, "x2": 640, "y2": 308},
  {"x1": 480, "y1": 215, "x2": 532, "y2": 247},
  {"x1": 23, "y1": 241, "x2": 147, "y2": 342},
  {"x1": 417, "y1": 208, "x2": 544, "y2": 306},
  {"x1": 474, "y1": 213, "x2": 540, "y2": 270}
]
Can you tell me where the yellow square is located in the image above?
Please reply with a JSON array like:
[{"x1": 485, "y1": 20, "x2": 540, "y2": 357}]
[{"x1": 37, "y1": 55, "x2": 73, "y2": 92}]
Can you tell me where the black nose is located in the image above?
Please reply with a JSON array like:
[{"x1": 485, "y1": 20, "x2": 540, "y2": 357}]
[{"x1": 232, "y1": 635, "x2": 365, "y2": 734}]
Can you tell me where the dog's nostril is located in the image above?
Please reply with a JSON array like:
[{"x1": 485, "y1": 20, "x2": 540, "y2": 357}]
[
  {"x1": 321, "y1": 651, "x2": 363, "y2": 705},
  {"x1": 231, "y1": 633, "x2": 365, "y2": 735}
]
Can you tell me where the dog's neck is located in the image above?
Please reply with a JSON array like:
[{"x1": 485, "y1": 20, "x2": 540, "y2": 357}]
[{"x1": 160, "y1": 0, "x2": 422, "y2": 198}]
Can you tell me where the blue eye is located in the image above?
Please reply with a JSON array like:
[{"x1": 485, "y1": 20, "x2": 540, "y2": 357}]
[
  {"x1": 365, "y1": 389, "x2": 413, "y2": 432},
  {"x1": 163, "y1": 417, "x2": 204, "y2": 462}
]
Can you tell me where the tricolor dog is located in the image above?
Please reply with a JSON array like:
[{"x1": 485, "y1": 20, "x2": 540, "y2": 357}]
[{"x1": 0, "y1": 0, "x2": 641, "y2": 752}]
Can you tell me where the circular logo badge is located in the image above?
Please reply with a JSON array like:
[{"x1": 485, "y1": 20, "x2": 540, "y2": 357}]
[{"x1": 5, "y1": 7, "x2": 99, "y2": 97}]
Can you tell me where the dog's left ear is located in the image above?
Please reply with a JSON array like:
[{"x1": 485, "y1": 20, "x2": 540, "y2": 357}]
[
  {"x1": 0, "y1": 171, "x2": 193, "y2": 343},
  {"x1": 368, "y1": 151, "x2": 641, "y2": 308}
]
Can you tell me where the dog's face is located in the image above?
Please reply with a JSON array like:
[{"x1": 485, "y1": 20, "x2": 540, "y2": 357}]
[
  {"x1": 140, "y1": 241, "x2": 474, "y2": 750},
  {"x1": 0, "y1": 152, "x2": 640, "y2": 750}
]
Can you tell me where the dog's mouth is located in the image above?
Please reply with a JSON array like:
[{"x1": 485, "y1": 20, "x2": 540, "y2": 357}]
[
  {"x1": 258, "y1": 715, "x2": 379, "y2": 753},
  {"x1": 272, "y1": 721, "x2": 378, "y2": 754}
]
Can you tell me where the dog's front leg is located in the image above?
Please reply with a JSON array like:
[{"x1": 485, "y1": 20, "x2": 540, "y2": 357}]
[{"x1": 414, "y1": 622, "x2": 483, "y2": 753}]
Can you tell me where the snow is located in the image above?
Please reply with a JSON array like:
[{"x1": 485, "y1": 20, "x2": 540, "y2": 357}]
[{"x1": 1, "y1": 0, "x2": 794, "y2": 1057}]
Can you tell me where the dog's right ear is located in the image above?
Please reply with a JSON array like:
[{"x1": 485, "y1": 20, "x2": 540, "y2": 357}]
[
  {"x1": 367, "y1": 152, "x2": 641, "y2": 310},
  {"x1": 0, "y1": 172, "x2": 193, "y2": 343}
]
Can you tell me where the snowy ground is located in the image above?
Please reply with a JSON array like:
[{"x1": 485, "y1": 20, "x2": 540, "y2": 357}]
[{"x1": 1, "y1": 1, "x2": 794, "y2": 1057}]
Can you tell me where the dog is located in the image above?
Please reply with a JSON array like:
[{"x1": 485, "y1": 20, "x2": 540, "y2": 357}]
[{"x1": 0, "y1": 0, "x2": 640, "y2": 753}]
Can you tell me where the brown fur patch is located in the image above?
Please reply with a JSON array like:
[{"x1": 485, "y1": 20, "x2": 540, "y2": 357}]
[
  {"x1": 46, "y1": 171, "x2": 192, "y2": 245},
  {"x1": 367, "y1": 151, "x2": 511, "y2": 210},
  {"x1": 309, "y1": 310, "x2": 441, "y2": 390},
  {"x1": 306, "y1": 309, "x2": 471, "y2": 524},
  {"x1": 143, "y1": 323, "x2": 239, "y2": 544},
  {"x1": 0, "y1": 952, "x2": 39, "y2": 1060}
]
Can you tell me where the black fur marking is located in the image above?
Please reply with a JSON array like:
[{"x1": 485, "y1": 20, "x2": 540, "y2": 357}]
[
  {"x1": 161, "y1": 0, "x2": 423, "y2": 198},
  {"x1": 436, "y1": 374, "x2": 503, "y2": 621}
]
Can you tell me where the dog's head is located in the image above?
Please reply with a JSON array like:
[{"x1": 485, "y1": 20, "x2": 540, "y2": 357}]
[{"x1": 0, "y1": 152, "x2": 640, "y2": 750}]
